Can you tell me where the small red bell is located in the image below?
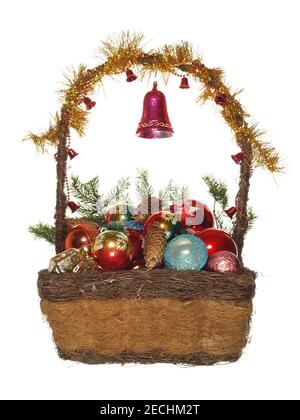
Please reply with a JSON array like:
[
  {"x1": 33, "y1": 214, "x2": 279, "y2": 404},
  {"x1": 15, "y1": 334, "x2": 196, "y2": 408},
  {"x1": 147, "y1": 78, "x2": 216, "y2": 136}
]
[
  {"x1": 225, "y1": 206, "x2": 237, "y2": 219},
  {"x1": 67, "y1": 201, "x2": 80, "y2": 213},
  {"x1": 126, "y1": 68, "x2": 137, "y2": 82},
  {"x1": 231, "y1": 152, "x2": 247, "y2": 164},
  {"x1": 67, "y1": 148, "x2": 79, "y2": 160},
  {"x1": 82, "y1": 96, "x2": 96, "y2": 110},
  {"x1": 215, "y1": 93, "x2": 227, "y2": 106},
  {"x1": 179, "y1": 76, "x2": 190, "y2": 89}
]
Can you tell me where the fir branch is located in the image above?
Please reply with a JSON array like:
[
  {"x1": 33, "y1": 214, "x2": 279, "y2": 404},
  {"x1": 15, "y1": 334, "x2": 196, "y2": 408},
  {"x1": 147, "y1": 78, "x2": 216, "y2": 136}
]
[
  {"x1": 71, "y1": 175, "x2": 101, "y2": 218},
  {"x1": 135, "y1": 168, "x2": 154, "y2": 202},
  {"x1": 246, "y1": 206, "x2": 258, "y2": 232},
  {"x1": 159, "y1": 180, "x2": 189, "y2": 208},
  {"x1": 102, "y1": 177, "x2": 131, "y2": 209},
  {"x1": 202, "y1": 175, "x2": 228, "y2": 209},
  {"x1": 29, "y1": 223, "x2": 56, "y2": 245}
]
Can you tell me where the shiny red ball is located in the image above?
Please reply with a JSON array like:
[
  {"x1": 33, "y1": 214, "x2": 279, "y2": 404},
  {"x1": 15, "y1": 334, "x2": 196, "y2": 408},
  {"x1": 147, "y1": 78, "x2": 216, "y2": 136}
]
[
  {"x1": 93, "y1": 248, "x2": 131, "y2": 271},
  {"x1": 169, "y1": 199, "x2": 214, "y2": 229},
  {"x1": 196, "y1": 228, "x2": 238, "y2": 256},
  {"x1": 126, "y1": 229, "x2": 144, "y2": 260},
  {"x1": 65, "y1": 224, "x2": 98, "y2": 250},
  {"x1": 205, "y1": 251, "x2": 241, "y2": 274}
]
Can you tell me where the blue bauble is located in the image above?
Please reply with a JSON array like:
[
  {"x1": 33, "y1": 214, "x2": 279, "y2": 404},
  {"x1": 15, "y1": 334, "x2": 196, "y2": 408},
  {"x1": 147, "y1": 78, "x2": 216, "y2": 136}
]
[
  {"x1": 164, "y1": 234, "x2": 208, "y2": 271},
  {"x1": 124, "y1": 220, "x2": 144, "y2": 231}
]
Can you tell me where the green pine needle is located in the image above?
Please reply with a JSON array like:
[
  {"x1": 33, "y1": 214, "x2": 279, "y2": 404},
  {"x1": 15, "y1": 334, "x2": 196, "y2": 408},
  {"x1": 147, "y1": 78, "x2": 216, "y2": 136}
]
[
  {"x1": 29, "y1": 223, "x2": 56, "y2": 245},
  {"x1": 202, "y1": 175, "x2": 228, "y2": 209}
]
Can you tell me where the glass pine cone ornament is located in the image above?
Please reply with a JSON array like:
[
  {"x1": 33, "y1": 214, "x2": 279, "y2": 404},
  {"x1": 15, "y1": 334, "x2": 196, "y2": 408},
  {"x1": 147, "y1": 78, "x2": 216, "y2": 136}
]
[
  {"x1": 136, "y1": 82, "x2": 174, "y2": 138},
  {"x1": 196, "y1": 228, "x2": 238, "y2": 256},
  {"x1": 92, "y1": 230, "x2": 133, "y2": 271},
  {"x1": 205, "y1": 251, "x2": 241, "y2": 274},
  {"x1": 169, "y1": 199, "x2": 214, "y2": 230},
  {"x1": 65, "y1": 223, "x2": 99, "y2": 250},
  {"x1": 164, "y1": 234, "x2": 208, "y2": 271},
  {"x1": 105, "y1": 204, "x2": 133, "y2": 226},
  {"x1": 144, "y1": 211, "x2": 181, "y2": 241},
  {"x1": 48, "y1": 248, "x2": 84, "y2": 273}
]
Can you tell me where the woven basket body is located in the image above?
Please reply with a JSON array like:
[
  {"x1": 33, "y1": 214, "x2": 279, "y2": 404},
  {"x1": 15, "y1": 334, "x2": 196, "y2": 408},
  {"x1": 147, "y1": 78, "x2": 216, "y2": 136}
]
[{"x1": 38, "y1": 269, "x2": 255, "y2": 365}]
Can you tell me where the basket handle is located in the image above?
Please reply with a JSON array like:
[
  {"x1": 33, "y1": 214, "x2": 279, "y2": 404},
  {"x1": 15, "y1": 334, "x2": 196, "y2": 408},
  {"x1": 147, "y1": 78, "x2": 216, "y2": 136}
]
[{"x1": 54, "y1": 108, "x2": 252, "y2": 262}]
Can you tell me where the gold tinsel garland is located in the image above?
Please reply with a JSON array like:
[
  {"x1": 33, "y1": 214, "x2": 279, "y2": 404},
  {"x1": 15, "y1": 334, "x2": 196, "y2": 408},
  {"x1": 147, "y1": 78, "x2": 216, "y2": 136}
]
[{"x1": 26, "y1": 31, "x2": 281, "y2": 172}]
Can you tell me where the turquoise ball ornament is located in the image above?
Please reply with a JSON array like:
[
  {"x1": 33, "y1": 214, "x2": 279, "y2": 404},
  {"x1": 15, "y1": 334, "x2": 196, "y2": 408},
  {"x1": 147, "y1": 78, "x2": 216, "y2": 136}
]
[{"x1": 164, "y1": 234, "x2": 208, "y2": 271}]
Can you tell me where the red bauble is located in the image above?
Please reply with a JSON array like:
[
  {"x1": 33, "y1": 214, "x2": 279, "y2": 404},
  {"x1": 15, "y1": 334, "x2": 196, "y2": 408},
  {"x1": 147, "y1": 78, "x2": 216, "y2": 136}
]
[
  {"x1": 126, "y1": 229, "x2": 144, "y2": 260},
  {"x1": 92, "y1": 230, "x2": 133, "y2": 271},
  {"x1": 196, "y1": 228, "x2": 238, "y2": 256},
  {"x1": 205, "y1": 251, "x2": 241, "y2": 274},
  {"x1": 169, "y1": 199, "x2": 214, "y2": 230},
  {"x1": 65, "y1": 224, "x2": 99, "y2": 250}
]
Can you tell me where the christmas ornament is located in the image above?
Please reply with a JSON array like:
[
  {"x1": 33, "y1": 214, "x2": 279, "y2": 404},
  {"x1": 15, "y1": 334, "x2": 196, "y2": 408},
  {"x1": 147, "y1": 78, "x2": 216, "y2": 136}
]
[
  {"x1": 205, "y1": 251, "x2": 241, "y2": 274},
  {"x1": 48, "y1": 248, "x2": 84, "y2": 273},
  {"x1": 136, "y1": 81, "x2": 174, "y2": 139},
  {"x1": 105, "y1": 204, "x2": 133, "y2": 225},
  {"x1": 126, "y1": 68, "x2": 137, "y2": 82},
  {"x1": 65, "y1": 223, "x2": 99, "y2": 250},
  {"x1": 92, "y1": 230, "x2": 133, "y2": 271},
  {"x1": 130, "y1": 259, "x2": 146, "y2": 269},
  {"x1": 214, "y1": 93, "x2": 227, "y2": 106},
  {"x1": 133, "y1": 196, "x2": 162, "y2": 223},
  {"x1": 225, "y1": 206, "x2": 237, "y2": 219},
  {"x1": 73, "y1": 257, "x2": 99, "y2": 273},
  {"x1": 67, "y1": 148, "x2": 79, "y2": 160},
  {"x1": 231, "y1": 152, "x2": 247, "y2": 165},
  {"x1": 104, "y1": 221, "x2": 125, "y2": 232},
  {"x1": 82, "y1": 96, "x2": 96, "y2": 110},
  {"x1": 179, "y1": 76, "x2": 190, "y2": 89},
  {"x1": 164, "y1": 234, "x2": 208, "y2": 271},
  {"x1": 67, "y1": 201, "x2": 80, "y2": 213},
  {"x1": 125, "y1": 229, "x2": 144, "y2": 259},
  {"x1": 196, "y1": 228, "x2": 238, "y2": 256},
  {"x1": 144, "y1": 211, "x2": 181, "y2": 241},
  {"x1": 124, "y1": 220, "x2": 144, "y2": 231},
  {"x1": 144, "y1": 221, "x2": 167, "y2": 268},
  {"x1": 169, "y1": 199, "x2": 214, "y2": 230}
]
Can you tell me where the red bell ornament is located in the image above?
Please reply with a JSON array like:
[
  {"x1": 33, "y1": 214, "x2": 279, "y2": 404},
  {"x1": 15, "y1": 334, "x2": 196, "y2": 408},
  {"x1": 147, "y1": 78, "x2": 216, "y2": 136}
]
[
  {"x1": 67, "y1": 201, "x2": 80, "y2": 213},
  {"x1": 231, "y1": 152, "x2": 247, "y2": 164},
  {"x1": 82, "y1": 96, "x2": 96, "y2": 110},
  {"x1": 179, "y1": 76, "x2": 190, "y2": 89},
  {"x1": 136, "y1": 81, "x2": 174, "y2": 139},
  {"x1": 196, "y1": 228, "x2": 238, "y2": 256},
  {"x1": 67, "y1": 148, "x2": 79, "y2": 160},
  {"x1": 225, "y1": 206, "x2": 237, "y2": 219},
  {"x1": 126, "y1": 68, "x2": 137, "y2": 82}
]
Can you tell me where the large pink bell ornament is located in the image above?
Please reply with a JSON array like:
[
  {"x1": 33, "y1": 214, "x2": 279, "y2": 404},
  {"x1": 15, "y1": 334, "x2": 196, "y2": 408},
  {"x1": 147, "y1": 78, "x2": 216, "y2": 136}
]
[{"x1": 136, "y1": 81, "x2": 174, "y2": 139}]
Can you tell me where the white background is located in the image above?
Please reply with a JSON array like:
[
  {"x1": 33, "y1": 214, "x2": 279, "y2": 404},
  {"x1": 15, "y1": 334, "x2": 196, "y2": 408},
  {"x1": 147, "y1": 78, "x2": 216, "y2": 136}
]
[{"x1": 0, "y1": 0, "x2": 299, "y2": 400}]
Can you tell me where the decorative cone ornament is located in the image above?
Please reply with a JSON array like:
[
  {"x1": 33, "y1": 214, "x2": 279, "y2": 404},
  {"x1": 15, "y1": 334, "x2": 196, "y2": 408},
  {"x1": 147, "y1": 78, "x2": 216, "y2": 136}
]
[
  {"x1": 179, "y1": 76, "x2": 190, "y2": 89},
  {"x1": 225, "y1": 206, "x2": 237, "y2": 219},
  {"x1": 67, "y1": 201, "x2": 80, "y2": 213},
  {"x1": 67, "y1": 148, "x2": 79, "y2": 160},
  {"x1": 136, "y1": 81, "x2": 174, "y2": 139},
  {"x1": 126, "y1": 68, "x2": 137, "y2": 82},
  {"x1": 231, "y1": 152, "x2": 247, "y2": 164}
]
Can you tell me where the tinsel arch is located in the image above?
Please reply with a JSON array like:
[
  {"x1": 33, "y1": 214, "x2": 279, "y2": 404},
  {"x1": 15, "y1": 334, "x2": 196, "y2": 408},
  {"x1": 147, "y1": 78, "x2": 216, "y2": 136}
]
[{"x1": 26, "y1": 32, "x2": 281, "y2": 259}]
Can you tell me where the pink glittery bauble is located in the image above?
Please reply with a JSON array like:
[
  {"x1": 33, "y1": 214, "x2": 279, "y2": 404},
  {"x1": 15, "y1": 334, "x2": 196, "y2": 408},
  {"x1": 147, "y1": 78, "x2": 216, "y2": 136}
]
[{"x1": 205, "y1": 251, "x2": 241, "y2": 274}]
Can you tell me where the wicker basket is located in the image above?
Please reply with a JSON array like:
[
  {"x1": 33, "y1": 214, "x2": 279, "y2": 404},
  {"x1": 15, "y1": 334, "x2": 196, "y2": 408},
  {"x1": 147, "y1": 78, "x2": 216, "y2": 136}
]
[
  {"x1": 32, "y1": 35, "x2": 270, "y2": 365},
  {"x1": 38, "y1": 268, "x2": 255, "y2": 365}
]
